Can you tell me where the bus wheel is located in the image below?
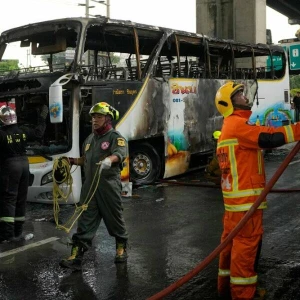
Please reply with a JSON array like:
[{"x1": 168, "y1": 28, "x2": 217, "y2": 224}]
[{"x1": 130, "y1": 143, "x2": 161, "y2": 185}]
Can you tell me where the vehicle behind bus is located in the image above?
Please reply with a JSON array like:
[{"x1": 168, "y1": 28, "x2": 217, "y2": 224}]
[{"x1": 0, "y1": 17, "x2": 290, "y2": 203}]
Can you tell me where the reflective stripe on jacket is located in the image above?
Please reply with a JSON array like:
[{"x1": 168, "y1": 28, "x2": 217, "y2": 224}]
[{"x1": 217, "y1": 110, "x2": 300, "y2": 212}]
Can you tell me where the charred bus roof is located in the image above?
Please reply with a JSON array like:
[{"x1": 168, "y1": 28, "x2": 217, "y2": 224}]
[
  {"x1": 0, "y1": 16, "x2": 284, "y2": 57},
  {"x1": 0, "y1": 17, "x2": 286, "y2": 99}
]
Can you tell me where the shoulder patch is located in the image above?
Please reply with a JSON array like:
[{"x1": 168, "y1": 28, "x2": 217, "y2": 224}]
[
  {"x1": 117, "y1": 138, "x2": 126, "y2": 147},
  {"x1": 85, "y1": 144, "x2": 91, "y2": 152}
]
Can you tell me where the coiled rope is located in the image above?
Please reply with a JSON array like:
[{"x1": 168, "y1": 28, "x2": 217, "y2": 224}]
[{"x1": 52, "y1": 157, "x2": 103, "y2": 233}]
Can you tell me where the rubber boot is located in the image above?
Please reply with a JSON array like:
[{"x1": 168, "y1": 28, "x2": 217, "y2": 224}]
[
  {"x1": 114, "y1": 240, "x2": 128, "y2": 263},
  {"x1": 14, "y1": 221, "x2": 24, "y2": 241},
  {"x1": 0, "y1": 221, "x2": 15, "y2": 243},
  {"x1": 59, "y1": 244, "x2": 85, "y2": 271}
]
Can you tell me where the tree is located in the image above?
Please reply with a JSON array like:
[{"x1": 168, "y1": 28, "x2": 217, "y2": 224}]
[
  {"x1": 290, "y1": 75, "x2": 300, "y2": 96},
  {"x1": 0, "y1": 59, "x2": 19, "y2": 72}
]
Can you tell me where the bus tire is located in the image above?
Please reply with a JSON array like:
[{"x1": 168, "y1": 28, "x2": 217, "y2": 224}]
[{"x1": 129, "y1": 143, "x2": 161, "y2": 185}]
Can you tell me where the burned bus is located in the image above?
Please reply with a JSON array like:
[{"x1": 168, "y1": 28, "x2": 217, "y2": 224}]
[{"x1": 0, "y1": 17, "x2": 290, "y2": 203}]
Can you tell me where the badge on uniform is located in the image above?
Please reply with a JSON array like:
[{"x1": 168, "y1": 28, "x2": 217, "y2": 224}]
[
  {"x1": 117, "y1": 138, "x2": 125, "y2": 146},
  {"x1": 101, "y1": 141, "x2": 110, "y2": 150},
  {"x1": 85, "y1": 144, "x2": 90, "y2": 152}
]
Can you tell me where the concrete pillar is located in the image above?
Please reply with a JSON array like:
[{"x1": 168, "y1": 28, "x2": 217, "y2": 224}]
[
  {"x1": 196, "y1": 0, "x2": 233, "y2": 39},
  {"x1": 196, "y1": 0, "x2": 266, "y2": 44}
]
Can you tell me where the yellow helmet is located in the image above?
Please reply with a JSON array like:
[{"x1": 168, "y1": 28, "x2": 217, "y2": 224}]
[
  {"x1": 213, "y1": 130, "x2": 221, "y2": 140},
  {"x1": 215, "y1": 81, "x2": 244, "y2": 118},
  {"x1": 89, "y1": 102, "x2": 119, "y2": 120}
]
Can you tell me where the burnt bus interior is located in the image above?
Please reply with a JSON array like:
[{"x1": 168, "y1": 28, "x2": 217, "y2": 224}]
[
  {"x1": 0, "y1": 21, "x2": 81, "y2": 158},
  {"x1": 80, "y1": 22, "x2": 285, "y2": 82},
  {"x1": 0, "y1": 92, "x2": 71, "y2": 159},
  {"x1": 79, "y1": 21, "x2": 286, "y2": 127},
  {"x1": 0, "y1": 18, "x2": 286, "y2": 162}
]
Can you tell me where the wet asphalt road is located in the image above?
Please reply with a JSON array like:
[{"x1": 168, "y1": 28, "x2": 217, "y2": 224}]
[{"x1": 1, "y1": 144, "x2": 300, "y2": 300}]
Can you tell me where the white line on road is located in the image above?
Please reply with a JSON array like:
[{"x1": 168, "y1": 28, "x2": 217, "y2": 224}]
[
  {"x1": 289, "y1": 159, "x2": 300, "y2": 165},
  {"x1": 0, "y1": 237, "x2": 60, "y2": 258}
]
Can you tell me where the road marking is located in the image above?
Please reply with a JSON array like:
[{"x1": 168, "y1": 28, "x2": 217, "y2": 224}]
[
  {"x1": 0, "y1": 237, "x2": 60, "y2": 258},
  {"x1": 289, "y1": 159, "x2": 300, "y2": 165}
]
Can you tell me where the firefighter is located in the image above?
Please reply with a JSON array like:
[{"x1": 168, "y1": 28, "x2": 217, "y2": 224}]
[
  {"x1": 204, "y1": 130, "x2": 222, "y2": 184},
  {"x1": 0, "y1": 104, "x2": 48, "y2": 242},
  {"x1": 215, "y1": 81, "x2": 300, "y2": 300},
  {"x1": 59, "y1": 102, "x2": 128, "y2": 271}
]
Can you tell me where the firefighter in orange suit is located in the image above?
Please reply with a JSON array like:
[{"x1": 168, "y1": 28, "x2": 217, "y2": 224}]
[{"x1": 215, "y1": 81, "x2": 300, "y2": 300}]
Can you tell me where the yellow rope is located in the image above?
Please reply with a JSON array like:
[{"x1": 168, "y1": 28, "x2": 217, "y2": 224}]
[{"x1": 52, "y1": 157, "x2": 103, "y2": 233}]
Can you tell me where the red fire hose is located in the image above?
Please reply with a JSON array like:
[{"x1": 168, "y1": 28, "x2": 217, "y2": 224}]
[
  {"x1": 160, "y1": 179, "x2": 300, "y2": 193},
  {"x1": 148, "y1": 141, "x2": 300, "y2": 300}
]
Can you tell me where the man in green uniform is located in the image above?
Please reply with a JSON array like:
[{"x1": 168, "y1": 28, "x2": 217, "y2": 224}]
[{"x1": 59, "y1": 102, "x2": 129, "y2": 270}]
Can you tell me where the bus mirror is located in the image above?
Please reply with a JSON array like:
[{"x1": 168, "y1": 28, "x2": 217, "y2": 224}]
[
  {"x1": 20, "y1": 40, "x2": 30, "y2": 47},
  {"x1": 49, "y1": 73, "x2": 73, "y2": 123}
]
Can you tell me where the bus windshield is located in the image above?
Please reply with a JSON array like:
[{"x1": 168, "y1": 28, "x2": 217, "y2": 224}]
[
  {"x1": 0, "y1": 19, "x2": 82, "y2": 157},
  {"x1": 0, "y1": 19, "x2": 80, "y2": 74}
]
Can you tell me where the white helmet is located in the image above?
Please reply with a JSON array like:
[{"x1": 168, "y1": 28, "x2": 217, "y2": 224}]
[{"x1": 0, "y1": 105, "x2": 17, "y2": 125}]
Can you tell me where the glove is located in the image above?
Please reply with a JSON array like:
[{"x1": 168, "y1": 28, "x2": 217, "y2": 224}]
[
  {"x1": 39, "y1": 105, "x2": 49, "y2": 120},
  {"x1": 99, "y1": 157, "x2": 112, "y2": 169}
]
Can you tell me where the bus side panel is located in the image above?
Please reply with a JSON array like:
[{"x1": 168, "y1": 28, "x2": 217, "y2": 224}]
[
  {"x1": 250, "y1": 77, "x2": 292, "y2": 126},
  {"x1": 116, "y1": 77, "x2": 168, "y2": 140},
  {"x1": 164, "y1": 78, "x2": 224, "y2": 178},
  {"x1": 117, "y1": 76, "x2": 258, "y2": 180}
]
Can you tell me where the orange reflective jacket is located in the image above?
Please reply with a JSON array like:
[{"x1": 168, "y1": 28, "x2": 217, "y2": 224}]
[{"x1": 217, "y1": 110, "x2": 300, "y2": 212}]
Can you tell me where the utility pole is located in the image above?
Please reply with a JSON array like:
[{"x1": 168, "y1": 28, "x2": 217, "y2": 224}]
[
  {"x1": 106, "y1": 0, "x2": 110, "y2": 18},
  {"x1": 85, "y1": 0, "x2": 89, "y2": 17},
  {"x1": 78, "y1": 0, "x2": 111, "y2": 64},
  {"x1": 78, "y1": 0, "x2": 95, "y2": 17},
  {"x1": 78, "y1": 0, "x2": 110, "y2": 18},
  {"x1": 78, "y1": 0, "x2": 95, "y2": 65},
  {"x1": 94, "y1": 0, "x2": 110, "y2": 18}
]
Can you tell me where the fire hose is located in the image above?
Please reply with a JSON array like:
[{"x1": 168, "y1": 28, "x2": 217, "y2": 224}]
[
  {"x1": 160, "y1": 180, "x2": 300, "y2": 193},
  {"x1": 147, "y1": 141, "x2": 300, "y2": 300}
]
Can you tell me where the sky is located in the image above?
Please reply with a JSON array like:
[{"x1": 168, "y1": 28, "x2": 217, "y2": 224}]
[{"x1": 0, "y1": 0, "x2": 299, "y2": 44}]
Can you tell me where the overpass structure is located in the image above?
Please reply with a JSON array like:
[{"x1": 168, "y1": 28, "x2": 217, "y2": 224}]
[
  {"x1": 267, "y1": 0, "x2": 300, "y2": 24},
  {"x1": 196, "y1": 0, "x2": 300, "y2": 44}
]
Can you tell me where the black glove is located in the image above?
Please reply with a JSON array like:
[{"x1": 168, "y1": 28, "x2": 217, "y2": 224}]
[{"x1": 39, "y1": 105, "x2": 49, "y2": 120}]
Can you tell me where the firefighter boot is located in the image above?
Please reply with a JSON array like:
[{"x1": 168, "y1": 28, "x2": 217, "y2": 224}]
[
  {"x1": 0, "y1": 222, "x2": 15, "y2": 243},
  {"x1": 14, "y1": 221, "x2": 24, "y2": 240},
  {"x1": 114, "y1": 240, "x2": 128, "y2": 263},
  {"x1": 59, "y1": 244, "x2": 85, "y2": 271}
]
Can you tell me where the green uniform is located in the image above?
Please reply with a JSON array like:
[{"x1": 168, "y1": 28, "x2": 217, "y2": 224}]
[{"x1": 72, "y1": 128, "x2": 128, "y2": 249}]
